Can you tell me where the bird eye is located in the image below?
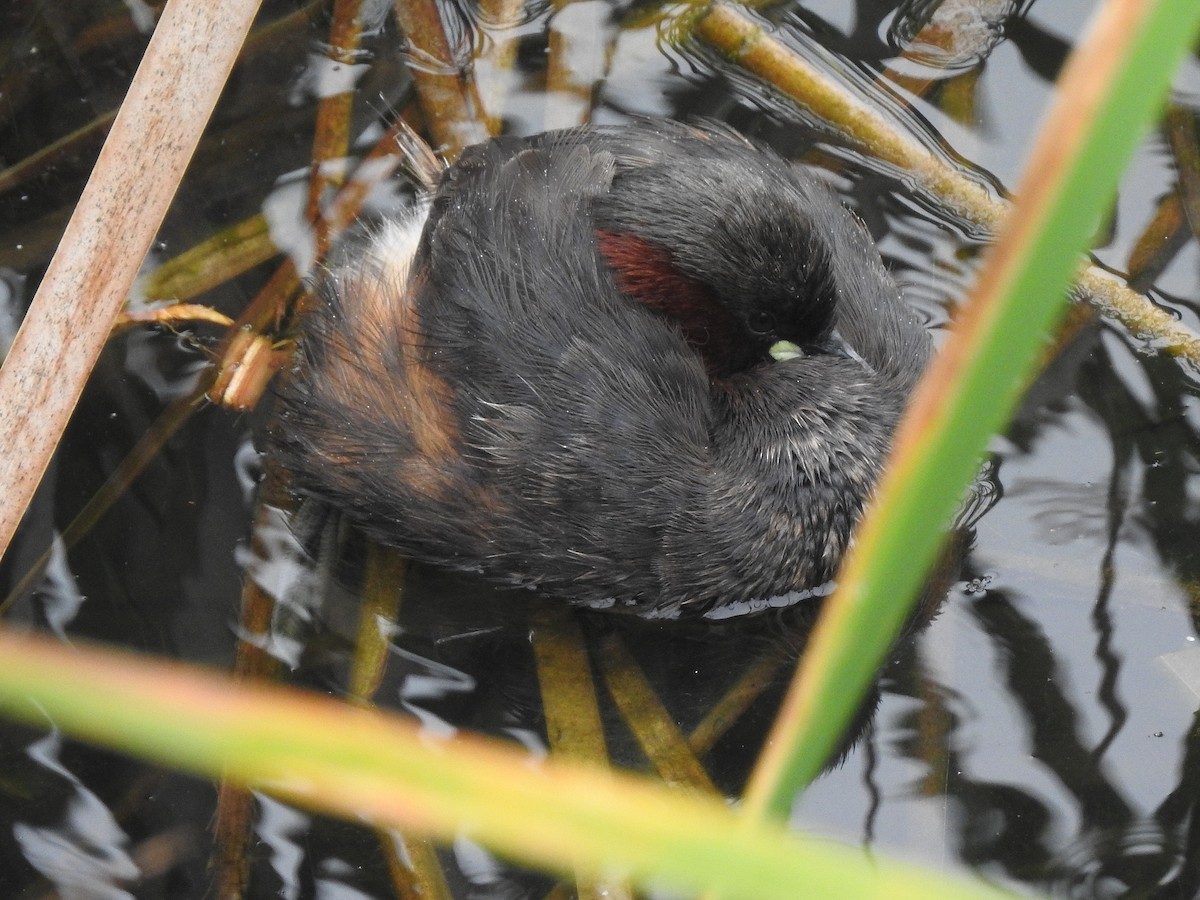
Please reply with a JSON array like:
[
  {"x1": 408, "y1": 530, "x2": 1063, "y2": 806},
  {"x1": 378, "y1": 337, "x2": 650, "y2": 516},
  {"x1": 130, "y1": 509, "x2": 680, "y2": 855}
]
[{"x1": 747, "y1": 310, "x2": 776, "y2": 336}]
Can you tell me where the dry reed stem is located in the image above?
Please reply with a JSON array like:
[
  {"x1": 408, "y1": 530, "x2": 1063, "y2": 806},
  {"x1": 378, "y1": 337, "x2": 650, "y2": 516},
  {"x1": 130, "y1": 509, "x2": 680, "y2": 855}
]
[
  {"x1": 0, "y1": 0, "x2": 264, "y2": 564},
  {"x1": 0, "y1": 385, "x2": 211, "y2": 616},
  {"x1": 1125, "y1": 192, "x2": 1189, "y2": 290},
  {"x1": 381, "y1": 832, "x2": 454, "y2": 900},
  {"x1": 544, "y1": 0, "x2": 609, "y2": 129},
  {"x1": 69, "y1": 5, "x2": 164, "y2": 55},
  {"x1": 531, "y1": 605, "x2": 633, "y2": 899},
  {"x1": 208, "y1": 328, "x2": 288, "y2": 411},
  {"x1": 687, "y1": 651, "x2": 786, "y2": 757},
  {"x1": 1120, "y1": 107, "x2": 1200, "y2": 291},
  {"x1": 305, "y1": 0, "x2": 369, "y2": 220},
  {"x1": 879, "y1": 9, "x2": 983, "y2": 113},
  {"x1": 309, "y1": 92, "x2": 358, "y2": 216},
  {"x1": 0, "y1": 111, "x2": 116, "y2": 196},
  {"x1": 1076, "y1": 267, "x2": 1200, "y2": 360},
  {"x1": 595, "y1": 632, "x2": 718, "y2": 794},
  {"x1": 139, "y1": 214, "x2": 276, "y2": 303},
  {"x1": 113, "y1": 303, "x2": 234, "y2": 331},
  {"x1": 693, "y1": 2, "x2": 1200, "y2": 369},
  {"x1": 211, "y1": 783, "x2": 256, "y2": 898},
  {"x1": 694, "y1": 4, "x2": 1003, "y2": 229},
  {"x1": 531, "y1": 604, "x2": 611, "y2": 766},
  {"x1": 391, "y1": 0, "x2": 491, "y2": 156},
  {"x1": 545, "y1": 27, "x2": 594, "y2": 128},
  {"x1": 212, "y1": 466, "x2": 289, "y2": 897},
  {"x1": 0, "y1": 3, "x2": 322, "y2": 200},
  {"x1": 1167, "y1": 105, "x2": 1200, "y2": 241},
  {"x1": 348, "y1": 545, "x2": 453, "y2": 900},
  {"x1": 478, "y1": 0, "x2": 525, "y2": 61},
  {"x1": 475, "y1": 0, "x2": 526, "y2": 120},
  {"x1": 350, "y1": 544, "x2": 409, "y2": 704},
  {"x1": 316, "y1": 113, "x2": 418, "y2": 254},
  {"x1": 937, "y1": 67, "x2": 983, "y2": 126},
  {"x1": 914, "y1": 668, "x2": 954, "y2": 799},
  {"x1": 879, "y1": 2, "x2": 994, "y2": 127}
]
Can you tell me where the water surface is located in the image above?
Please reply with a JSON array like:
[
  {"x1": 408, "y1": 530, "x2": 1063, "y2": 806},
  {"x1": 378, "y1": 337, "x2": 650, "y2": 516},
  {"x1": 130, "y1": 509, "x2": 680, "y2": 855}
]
[{"x1": 2, "y1": 0, "x2": 1200, "y2": 896}]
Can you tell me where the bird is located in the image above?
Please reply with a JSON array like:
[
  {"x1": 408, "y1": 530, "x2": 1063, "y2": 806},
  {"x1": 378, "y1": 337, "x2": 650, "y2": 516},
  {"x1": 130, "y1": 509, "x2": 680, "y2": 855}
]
[{"x1": 269, "y1": 119, "x2": 932, "y2": 619}]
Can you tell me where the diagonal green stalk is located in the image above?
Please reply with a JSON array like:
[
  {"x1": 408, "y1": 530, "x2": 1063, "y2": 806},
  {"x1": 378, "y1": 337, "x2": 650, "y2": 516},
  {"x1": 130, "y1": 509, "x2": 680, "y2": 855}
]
[{"x1": 740, "y1": 0, "x2": 1200, "y2": 820}]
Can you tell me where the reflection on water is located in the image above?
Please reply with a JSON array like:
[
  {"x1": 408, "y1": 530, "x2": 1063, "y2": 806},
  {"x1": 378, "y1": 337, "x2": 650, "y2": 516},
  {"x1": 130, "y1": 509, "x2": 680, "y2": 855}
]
[{"x1": 2, "y1": 0, "x2": 1200, "y2": 896}]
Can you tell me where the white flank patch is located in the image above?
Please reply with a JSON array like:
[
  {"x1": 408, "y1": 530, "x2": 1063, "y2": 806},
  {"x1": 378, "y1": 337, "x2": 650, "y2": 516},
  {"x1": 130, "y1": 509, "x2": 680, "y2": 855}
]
[{"x1": 370, "y1": 200, "x2": 432, "y2": 285}]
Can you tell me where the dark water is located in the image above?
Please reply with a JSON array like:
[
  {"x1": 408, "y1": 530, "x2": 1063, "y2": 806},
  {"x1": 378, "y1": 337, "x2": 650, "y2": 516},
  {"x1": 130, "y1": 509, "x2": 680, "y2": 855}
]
[{"x1": 2, "y1": 0, "x2": 1200, "y2": 897}]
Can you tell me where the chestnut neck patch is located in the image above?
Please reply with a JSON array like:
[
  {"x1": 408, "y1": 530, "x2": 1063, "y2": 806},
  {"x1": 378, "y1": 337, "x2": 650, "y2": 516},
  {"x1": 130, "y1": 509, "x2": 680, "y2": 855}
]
[{"x1": 596, "y1": 229, "x2": 761, "y2": 378}]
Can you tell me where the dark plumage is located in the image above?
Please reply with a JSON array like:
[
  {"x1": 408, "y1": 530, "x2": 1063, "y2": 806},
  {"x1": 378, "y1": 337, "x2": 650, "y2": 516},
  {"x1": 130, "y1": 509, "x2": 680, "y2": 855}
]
[{"x1": 270, "y1": 120, "x2": 931, "y2": 618}]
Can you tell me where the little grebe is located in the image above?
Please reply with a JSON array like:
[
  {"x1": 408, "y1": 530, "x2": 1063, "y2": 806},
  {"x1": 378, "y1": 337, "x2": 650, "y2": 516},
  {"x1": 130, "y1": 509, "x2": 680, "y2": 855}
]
[{"x1": 271, "y1": 120, "x2": 931, "y2": 618}]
